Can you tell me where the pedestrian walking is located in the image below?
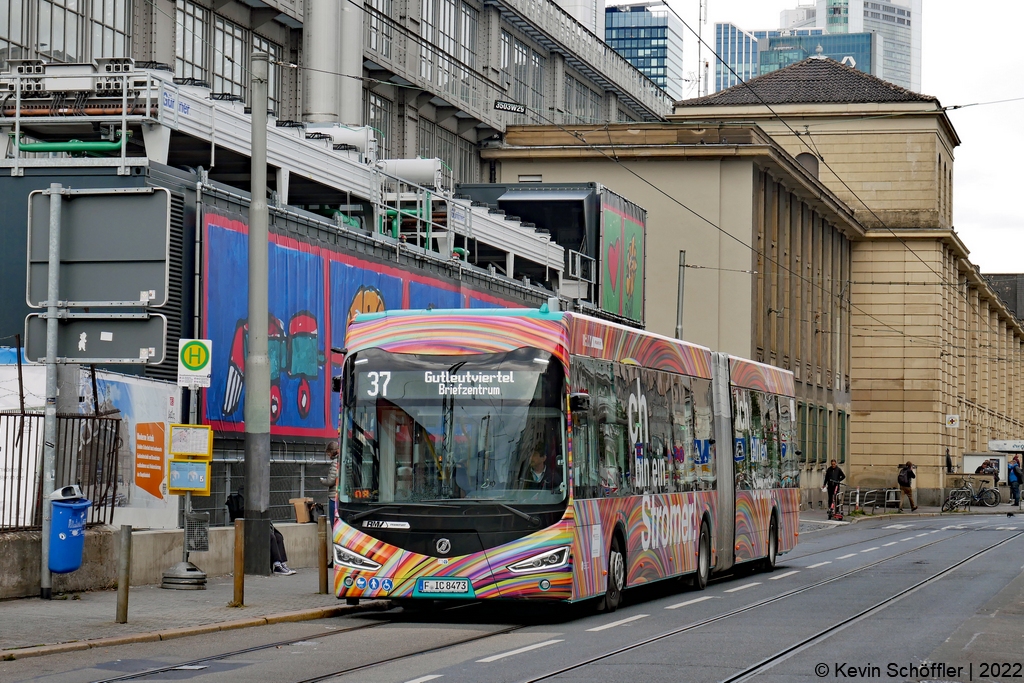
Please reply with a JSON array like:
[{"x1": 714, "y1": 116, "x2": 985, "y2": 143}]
[
  {"x1": 898, "y1": 461, "x2": 917, "y2": 512},
  {"x1": 320, "y1": 441, "x2": 340, "y2": 524},
  {"x1": 1007, "y1": 455, "x2": 1022, "y2": 506},
  {"x1": 823, "y1": 459, "x2": 846, "y2": 515}
]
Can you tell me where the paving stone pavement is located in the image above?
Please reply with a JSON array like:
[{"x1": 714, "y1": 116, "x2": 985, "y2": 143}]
[{"x1": 0, "y1": 568, "x2": 381, "y2": 656}]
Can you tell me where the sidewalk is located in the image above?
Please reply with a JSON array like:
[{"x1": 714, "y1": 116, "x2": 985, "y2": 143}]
[
  {"x1": 800, "y1": 501, "x2": 1022, "y2": 524},
  {"x1": 4, "y1": 503, "x2": 1019, "y2": 660},
  {"x1": 0, "y1": 569, "x2": 386, "y2": 660}
]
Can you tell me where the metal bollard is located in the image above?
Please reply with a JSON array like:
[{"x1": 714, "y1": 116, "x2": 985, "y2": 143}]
[
  {"x1": 231, "y1": 519, "x2": 244, "y2": 607},
  {"x1": 317, "y1": 515, "x2": 328, "y2": 594},
  {"x1": 115, "y1": 525, "x2": 132, "y2": 623}
]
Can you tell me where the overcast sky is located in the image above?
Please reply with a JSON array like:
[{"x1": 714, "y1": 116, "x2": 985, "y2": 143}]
[{"x1": 668, "y1": 0, "x2": 1024, "y2": 274}]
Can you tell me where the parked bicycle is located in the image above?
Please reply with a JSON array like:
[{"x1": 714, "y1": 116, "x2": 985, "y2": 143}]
[{"x1": 941, "y1": 475, "x2": 1000, "y2": 512}]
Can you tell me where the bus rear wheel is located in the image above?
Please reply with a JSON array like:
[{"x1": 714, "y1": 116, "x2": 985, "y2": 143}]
[
  {"x1": 694, "y1": 520, "x2": 710, "y2": 590},
  {"x1": 762, "y1": 517, "x2": 778, "y2": 573},
  {"x1": 603, "y1": 535, "x2": 625, "y2": 612}
]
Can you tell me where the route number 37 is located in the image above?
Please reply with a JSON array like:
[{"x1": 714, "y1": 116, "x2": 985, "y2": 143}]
[{"x1": 365, "y1": 371, "x2": 391, "y2": 397}]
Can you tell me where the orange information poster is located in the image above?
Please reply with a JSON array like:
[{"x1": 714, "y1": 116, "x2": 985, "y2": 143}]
[{"x1": 135, "y1": 422, "x2": 167, "y2": 500}]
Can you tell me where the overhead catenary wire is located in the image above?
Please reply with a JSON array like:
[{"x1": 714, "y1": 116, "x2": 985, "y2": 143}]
[{"x1": 144, "y1": 0, "x2": 1017, "y2": 361}]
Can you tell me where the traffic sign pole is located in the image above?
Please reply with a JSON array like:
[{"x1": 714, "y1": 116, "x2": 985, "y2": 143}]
[
  {"x1": 245, "y1": 52, "x2": 272, "y2": 576},
  {"x1": 40, "y1": 182, "x2": 63, "y2": 600}
]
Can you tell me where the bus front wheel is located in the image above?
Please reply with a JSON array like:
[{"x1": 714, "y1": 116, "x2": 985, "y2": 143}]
[
  {"x1": 762, "y1": 517, "x2": 779, "y2": 572},
  {"x1": 603, "y1": 535, "x2": 625, "y2": 612},
  {"x1": 694, "y1": 521, "x2": 710, "y2": 590}
]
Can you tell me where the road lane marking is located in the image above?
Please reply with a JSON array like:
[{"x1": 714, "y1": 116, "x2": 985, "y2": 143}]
[
  {"x1": 900, "y1": 537, "x2": 915, "y2": 541},
  {"x1": 916, "y1": 533, "x2": 929, "y2": 537},
  {"x1": 587, "y1": 614, "x2": 649, "y2": 632},
  {"x1": 404, "y1": 677, "x2": 443, "y2": 683},
  {"x1": 861, "y1": 547, "x2": 880, "y2": 553},
  {"x1": 806, "y1": 561, "x2": 831, "y2": 568},
  {"x1": 769, "y1": 570, "x2": 800, "y2": 580},
  {"x1": 836, "y1": 553, "x2": 857, "y2": 559},
  {"x1": 883, "y1": 542, "x2": 898, "y2": 546},
  {"x1": 883, "y1": 524, "x2": 913, "y2": 529},
  {"x1": 724, "y1": 582, "x2": 761, "y2": 593},
  {"x1": 477, "y1": 640, "x2": 563, "y2": 663},
  {"x1": 930, "y1": 530, "x2": 940, "y2": 534},
  {"x1": 665, "y1": 596, "x2": 720, "y2": 610}
]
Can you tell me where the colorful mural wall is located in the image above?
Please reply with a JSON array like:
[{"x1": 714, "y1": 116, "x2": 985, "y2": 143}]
[
  {"x1": 600, "y1": 194, "x2": 646, "y2": 324},
  {"x1": 201, "y1": 209, "x2": 523, "y2": 439}
]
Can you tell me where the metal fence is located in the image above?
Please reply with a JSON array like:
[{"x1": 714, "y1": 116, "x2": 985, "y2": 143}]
[
  {"x1": 0, "y1": 412, "x2": 121, "y2": 531},
  {"x1": 188, "y1": 439, "x2": 333, "y2": 527}
]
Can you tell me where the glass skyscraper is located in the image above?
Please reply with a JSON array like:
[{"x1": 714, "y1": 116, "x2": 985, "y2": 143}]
[
  {"x1": 756, "y1": 31, "x2": 878, "y2": 77},
  {"x1": 714, "y1": 23, "x2": 760, "y2": 93},
  {"x1": 814, "y1": 0, "x2": 921, "y2": 91},
  {"x1": 606, "y1": 1, "x2": 685, "y2": 101}
]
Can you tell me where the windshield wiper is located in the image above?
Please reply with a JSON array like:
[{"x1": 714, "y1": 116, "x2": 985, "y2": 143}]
[
  {"x1": 495, "y1": 502, "x2": 541, "y2": 526},
  {"x1": 348, "y1": 505, "x2": 399, "y2": 522}
]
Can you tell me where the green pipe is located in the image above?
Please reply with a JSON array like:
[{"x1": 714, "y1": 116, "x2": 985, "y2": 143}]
[
  {"x1": 452, "y1": 247, "x2": 468, "y2": 259},
  {"x1": 15, "y1": 134, "x2": 127, "y2": 153}
]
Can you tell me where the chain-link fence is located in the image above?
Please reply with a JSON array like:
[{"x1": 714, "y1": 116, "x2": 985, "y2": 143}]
[{"x1": 187, "y1": 439, "x2": 333, "y2": 527}]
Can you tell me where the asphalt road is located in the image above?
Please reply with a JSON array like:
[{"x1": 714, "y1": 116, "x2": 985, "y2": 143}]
[{"x1": 8, "y1": 514, "x2": 1024, "y2": 683}]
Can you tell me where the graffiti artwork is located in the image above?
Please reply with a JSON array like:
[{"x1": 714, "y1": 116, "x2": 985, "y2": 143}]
[{"x1": 202, "y1": 209, "x2": 522, "y2": 439}]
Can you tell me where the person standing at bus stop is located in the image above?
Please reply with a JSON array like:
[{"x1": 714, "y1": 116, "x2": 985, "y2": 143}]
[
  {"x1": 320, "y1": 441, "x2": 340, "y2": 524},
  {"x1": 823, "y1": 459, "x2": 845, "y2": 513},
  {"x1": 898, "y1": 461, "x2": 917, "y2": 512}
]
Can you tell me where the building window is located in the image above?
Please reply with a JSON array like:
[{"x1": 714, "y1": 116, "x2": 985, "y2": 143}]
[
  {"x1": 175, "y1": 0, "x2": 208, "y2": 81},
  {"x1": 798, "y1": 402, "x2": 808, "y2": 463},
  {"x1": 366, "y1": 0, "x2": 393, "y2": 59},
  {"x1": 90, "y1": 0, "x2": 129, "y2": 58},
  {"x1": 837, "y1": 410, "x2": 847, "y2": 464},
  {"x1": 365, "y1": 91, "x2": 392, "y2": 159},
  {"x1": 500, "y1": 30, "x2": 544, "y2": 124},
  {"x1": 174, "y1": 2, "x2": 281, "y2": 111},
  {"x1": 251, "y1": 33, "x2": 280, "y2": 111},
  {"x1": 422, "y1": 0, "x2": 477, "y2": 104},
  {"x1": 0, "y1": 0, "x2": 31, "y2": 69},
  {"x1": 564, "y1": 73, "x2": 600, "y2": 124},
  {"x1": 213, "y1": 15, "x2": 246, "y2": 97},
  {"x1": 37, "y1": 0, "x2": 84, "y2": 62}
]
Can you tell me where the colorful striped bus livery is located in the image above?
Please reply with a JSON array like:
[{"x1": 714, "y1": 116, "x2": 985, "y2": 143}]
[{"x1": 331, "y1": 306, "x2": 799, "y2": 610}]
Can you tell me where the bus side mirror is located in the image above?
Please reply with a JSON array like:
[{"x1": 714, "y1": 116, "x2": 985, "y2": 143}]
[
  {"x1": 332, "y1": 376, "x2": 342, "y2": 393},
  {"x1": 569, "y1": 393, "x2": 591, "y2": 413}
]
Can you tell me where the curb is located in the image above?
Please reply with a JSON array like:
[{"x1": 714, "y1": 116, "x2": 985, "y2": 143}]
[{"x1": 0, "y1": 600, "x2": 390, "y2": 661}]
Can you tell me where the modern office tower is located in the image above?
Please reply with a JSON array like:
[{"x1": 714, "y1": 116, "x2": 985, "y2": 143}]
[
  {"x1": 606, "y1": 1, "x2": 685, "y2": 101},
  {"x1": 814, "y1": 0, "x2": 921, "y2": 91},
  {"x1": 714, "y1": 23, "x2": 760, "y2": 92},
  {"x1": 756, "y1": 31, "x2": 882, "y2": 79},
  {"x1": 781, "y1": 1, "x2": 818, "y2": 29},
  {"x1": 554, "y1": 0, "x2": 605, "y2": 37}
]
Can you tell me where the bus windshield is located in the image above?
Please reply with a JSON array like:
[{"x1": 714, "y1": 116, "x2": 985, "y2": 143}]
[{"x1": 339, "y1": 347, "x2": 567, "y2": 506}]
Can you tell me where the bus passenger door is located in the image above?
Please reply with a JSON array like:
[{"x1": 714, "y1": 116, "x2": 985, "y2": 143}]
[{"x1": 712, "y1": 352, "x2": 735, "y2": 572}]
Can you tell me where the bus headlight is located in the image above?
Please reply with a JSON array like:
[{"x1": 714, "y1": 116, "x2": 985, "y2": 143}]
[
  {"x1": 506, "y1": 547, "x2": 570, "y2": 574},
  {"x1": 334, "y1": 544, "x2": 382, "y2": 571}
]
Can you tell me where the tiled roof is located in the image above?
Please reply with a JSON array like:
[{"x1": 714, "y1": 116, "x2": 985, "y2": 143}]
[{"x1": 676, "y1": 57, "x2": 938, "y2": 107}]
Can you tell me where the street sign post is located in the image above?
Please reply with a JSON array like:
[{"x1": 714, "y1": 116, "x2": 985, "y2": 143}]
[
  {"x1": 24, "y1": 313, "x2": 167, "y2": 364},
  {"x1": 177, "y1": 339, "x2": 213, "y2": 388},
  {"x1": 27, "y1": 187, "x2": 171, "y2": 308}
]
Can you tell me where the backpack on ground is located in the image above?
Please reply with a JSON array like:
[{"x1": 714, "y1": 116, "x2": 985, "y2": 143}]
[{"x1": 897, "y1": 468, "x2": 910, "y2": 487}]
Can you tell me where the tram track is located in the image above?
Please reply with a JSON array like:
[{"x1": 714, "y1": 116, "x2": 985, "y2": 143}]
[
  {"x1": 87, "y1": 524, "x2": 1011, "y2": 683},
  {"x1": 517, "y1": 531, "x2": 1023, "y2": 683}
]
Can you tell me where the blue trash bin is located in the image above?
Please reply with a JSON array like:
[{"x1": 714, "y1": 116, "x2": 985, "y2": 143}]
[{"x1": 49, "y1": 499, "x2": 92, "y2": 574}]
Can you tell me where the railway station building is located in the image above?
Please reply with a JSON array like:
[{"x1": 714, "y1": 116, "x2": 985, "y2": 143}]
[{"x1": 670, "y1": 57, "x2": 1024, "y2": 505}]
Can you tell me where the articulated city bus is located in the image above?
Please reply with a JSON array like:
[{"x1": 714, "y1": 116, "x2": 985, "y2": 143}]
[{"x1": 332, "y1": 306, "x2": 800, "y2": 610}]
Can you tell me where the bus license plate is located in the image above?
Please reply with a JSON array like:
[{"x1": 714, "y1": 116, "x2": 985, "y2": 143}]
[{"x1": 418, "y1": 578, "x2": 470, "y2": 594}]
